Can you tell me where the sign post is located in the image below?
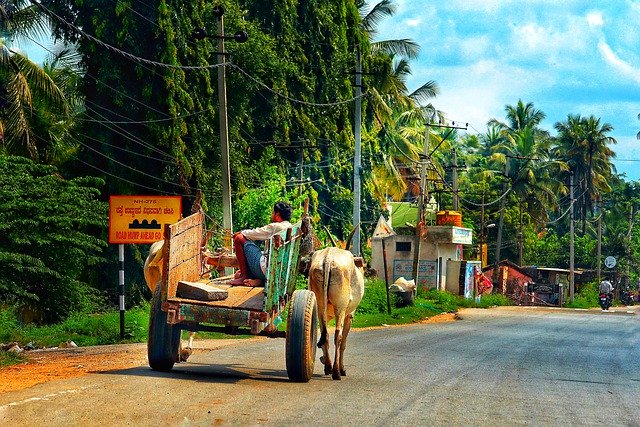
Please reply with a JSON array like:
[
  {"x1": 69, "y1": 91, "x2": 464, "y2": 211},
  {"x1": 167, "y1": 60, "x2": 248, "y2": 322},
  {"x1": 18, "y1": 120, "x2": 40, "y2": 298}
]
[
  {"x1": 119, "y1": 244, "x2": 125, "y2": 338},
  {"x1": 372, "y1": 215, "x2": 396, "y2": 314},
  {"x1": 109, "y1": 196, "x2": 181, "y2": 339}
]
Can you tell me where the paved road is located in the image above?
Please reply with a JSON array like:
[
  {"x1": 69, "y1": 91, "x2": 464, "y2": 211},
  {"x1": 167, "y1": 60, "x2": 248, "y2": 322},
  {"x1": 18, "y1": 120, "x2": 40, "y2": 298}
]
[{"x1": 1, "y1": 307, "x2": 638, "y2": 426}]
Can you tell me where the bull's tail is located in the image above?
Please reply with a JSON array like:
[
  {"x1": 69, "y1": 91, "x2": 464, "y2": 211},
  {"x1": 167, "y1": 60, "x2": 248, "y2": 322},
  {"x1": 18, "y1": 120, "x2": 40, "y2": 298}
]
[{"x1": 317, "y1": 252, "x2": 332, "y2": 348}]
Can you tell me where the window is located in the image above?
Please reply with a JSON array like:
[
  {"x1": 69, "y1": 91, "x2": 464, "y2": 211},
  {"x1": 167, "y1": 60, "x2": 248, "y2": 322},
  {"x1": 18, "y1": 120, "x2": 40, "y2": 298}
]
[{"x1": 396, "y1": 242, "x2": 412, "y2": 252}]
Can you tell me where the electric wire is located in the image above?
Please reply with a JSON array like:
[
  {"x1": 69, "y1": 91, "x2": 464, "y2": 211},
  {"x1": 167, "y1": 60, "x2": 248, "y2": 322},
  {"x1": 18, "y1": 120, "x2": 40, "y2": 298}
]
[{"x1": 32, "y1": 0, "x2": 230, "y2": 71}]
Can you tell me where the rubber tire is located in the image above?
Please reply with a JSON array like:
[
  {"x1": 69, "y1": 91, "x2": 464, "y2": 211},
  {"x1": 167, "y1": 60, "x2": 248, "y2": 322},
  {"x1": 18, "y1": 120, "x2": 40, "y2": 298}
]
[
  {"x1": 286, "y1": 289, "x2": 318, "y2": 382},
  {"x1": 148, "y1": 285, "x2": 181, "y2": 372}
]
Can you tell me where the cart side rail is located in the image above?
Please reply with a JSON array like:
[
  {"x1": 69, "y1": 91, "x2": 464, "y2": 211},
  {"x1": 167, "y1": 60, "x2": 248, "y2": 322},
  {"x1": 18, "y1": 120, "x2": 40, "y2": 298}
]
[
  {"x1": 264, "y1": 222, "x2": 303, "y2": 312},
  {"x1": 162, "y1": 211, "x2": 204, "y2": 301}
]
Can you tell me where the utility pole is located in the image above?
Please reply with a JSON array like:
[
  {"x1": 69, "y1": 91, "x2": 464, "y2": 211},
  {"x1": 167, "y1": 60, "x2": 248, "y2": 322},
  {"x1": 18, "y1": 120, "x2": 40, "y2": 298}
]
[
  {"x1": 298, "y1": 144, "x2": 304, "y2": 198},
  {"x1": 216, "y1": 7, "x2": 233, "y2": 253},
  {"x1": 597, "y1": 194, "x2": 602, "y2": 284},
  {"x1": 493, "y1": 161, "x2": 509, "y2": 288},
  {"x1": 479, "y1": 192, "x2": 485, "y2": 267},
  {"x1": 452, "y1": 149, "x2": 459, "y2": 211},
  {"x1": 412, "y1": 122, "x2": 430, "y2": 285},
  {"x1": 626, "y1": 204, "x2": 634, "y2": 289},
  {"x1": 518, "y1": 201, "x2": 524, "y2": 266},
  {"x1": 192, "y1": 7, "x2": 248, "y2": 271},
  {"x1": 352, "y1": 48, "x2": 362, "y2": 257},
  {"x1": 569, "y1": 173, "x2": 575, "y2": 303}
]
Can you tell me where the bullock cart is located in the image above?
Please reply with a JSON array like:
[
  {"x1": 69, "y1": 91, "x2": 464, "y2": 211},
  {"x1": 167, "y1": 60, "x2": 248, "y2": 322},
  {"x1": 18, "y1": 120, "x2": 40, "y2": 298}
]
[{"x1": 147, "y1": 211, "x2": 318, "y2": 382}]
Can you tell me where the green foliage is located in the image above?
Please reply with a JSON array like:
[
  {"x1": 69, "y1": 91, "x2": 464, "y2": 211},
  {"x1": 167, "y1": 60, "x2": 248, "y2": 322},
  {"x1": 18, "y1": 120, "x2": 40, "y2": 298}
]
[
  {"x1": 0, "y1": 156, "x2": 108, "y2": 323},
  {"x1": 356, "y1": 278, "x2": 389, "y2": 315},
  {"x1": 0, "y1": 350, "x2": 27, "y2": 367},
  {"x1": 564, "y1": 281, "x2": 599, "y2": 309},
  {"x1": 0, "y1": 304, "x2": 150, "y2": 347}
]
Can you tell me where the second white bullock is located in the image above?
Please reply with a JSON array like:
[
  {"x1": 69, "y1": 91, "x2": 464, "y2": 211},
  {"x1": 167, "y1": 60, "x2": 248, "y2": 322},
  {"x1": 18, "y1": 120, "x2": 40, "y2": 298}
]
[
  {"x1": 143, "y1": 240, "x2": 194, "y2": 362},
  {"x1": 308, "y1": 247, "x2": 364, "y2": 380}
]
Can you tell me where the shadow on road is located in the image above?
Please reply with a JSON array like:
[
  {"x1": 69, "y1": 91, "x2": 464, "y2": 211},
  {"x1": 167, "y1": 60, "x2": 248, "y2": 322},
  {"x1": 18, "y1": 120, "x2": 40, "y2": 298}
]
[{"x1": 93, "y1": 362, "x2": 302, "y2": 384}]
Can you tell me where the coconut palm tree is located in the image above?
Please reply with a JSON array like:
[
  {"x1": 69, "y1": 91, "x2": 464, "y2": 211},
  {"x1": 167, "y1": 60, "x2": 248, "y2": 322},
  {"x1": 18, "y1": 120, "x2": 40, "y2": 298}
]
[
  {"x1": 554, "y1": 114, "x2": 616, "y2": 232},
  {"x1": 488, "y1": 99, "x2": 547, "y2": 134},
  {"x1": 0, "y1": 1, "x2": 79, "y2": 163},
  {"x1": 0, "y1": 42, "x2": 69, "y2": 160}
]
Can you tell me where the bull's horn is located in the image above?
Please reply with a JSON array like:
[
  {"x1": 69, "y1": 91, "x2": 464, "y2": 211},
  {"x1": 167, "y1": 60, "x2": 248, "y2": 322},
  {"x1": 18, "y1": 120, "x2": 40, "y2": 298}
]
[
  {"x1": 344, "y1": 222, "x2": 360, "y2": 251},
  {"x1": 322, "y1": 225, "x2": 338, "y2": 247}
]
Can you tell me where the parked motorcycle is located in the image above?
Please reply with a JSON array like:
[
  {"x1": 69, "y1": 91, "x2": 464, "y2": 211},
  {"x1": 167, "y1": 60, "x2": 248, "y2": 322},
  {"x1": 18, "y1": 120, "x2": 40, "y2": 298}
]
[
  {"x1": 619, "y1": 290, "x2": 635, "y2": 306},
  {"x1": 599, "y1": 293, "x2": 612, "y2": 310}
]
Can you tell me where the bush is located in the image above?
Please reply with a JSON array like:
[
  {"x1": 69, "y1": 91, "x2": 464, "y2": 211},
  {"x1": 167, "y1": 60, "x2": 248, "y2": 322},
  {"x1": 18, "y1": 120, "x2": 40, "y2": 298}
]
[
  {"x1": 565, "y1": 281, "x2": 599, "y2": 309},
  {"x1": 356, "y1": 278, "x2": 390, "y2": 315},
  {"x1": 0, "y1": 156, "x2": 108, "y2": 324}
]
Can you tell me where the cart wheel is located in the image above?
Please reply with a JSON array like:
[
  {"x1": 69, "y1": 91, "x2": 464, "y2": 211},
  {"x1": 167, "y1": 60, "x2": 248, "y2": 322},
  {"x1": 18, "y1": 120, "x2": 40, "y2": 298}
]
[
  {"x1": 148, "y1": 285, "x2": 181, "y2": 371},
  {"x1": 286, "y1": 289, "x2": 318, "y2": 382}
]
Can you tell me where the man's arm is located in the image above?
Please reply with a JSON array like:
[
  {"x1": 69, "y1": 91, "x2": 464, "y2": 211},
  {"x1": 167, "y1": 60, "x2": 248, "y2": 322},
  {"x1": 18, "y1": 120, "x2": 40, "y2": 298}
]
[{"x1": 241, "y1": 221, "x2": 291, "y2": 241}]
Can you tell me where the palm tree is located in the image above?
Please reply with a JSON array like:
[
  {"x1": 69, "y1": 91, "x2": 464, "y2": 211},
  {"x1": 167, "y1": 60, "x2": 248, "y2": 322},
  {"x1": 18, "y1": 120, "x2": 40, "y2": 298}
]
[
  {"x1": 358, "y1": 1, "x2": 441, "y2": 203},
  {"x1": 0, "y1": 42, "x2": 69, "y2": 160},
  {"x1": 488, "y1": 101, "x2": 564, "y2": 268},
  {"x1": 488, "y1": 99, "x2": 547, "y2": 134},
  {"x1": 0, "y1": 0, "x2": 77, "y2": 163},
  {"x1": 554, "y1": 114, "x2": 616, "y2": 232}
]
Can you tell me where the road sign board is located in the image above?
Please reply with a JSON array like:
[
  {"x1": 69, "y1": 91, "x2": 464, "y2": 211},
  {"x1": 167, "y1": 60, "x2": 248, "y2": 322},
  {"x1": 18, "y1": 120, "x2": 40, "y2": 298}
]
[
  {"x1": 109, "y1": 195, "x2": 182, "y2": 244},
  {"x1": 604, "y1": 256, "x2": 616, "y2": 269}
]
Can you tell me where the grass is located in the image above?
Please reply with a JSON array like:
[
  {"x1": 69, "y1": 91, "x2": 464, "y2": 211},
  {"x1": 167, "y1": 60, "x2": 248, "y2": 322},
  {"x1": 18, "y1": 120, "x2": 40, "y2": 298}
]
[
  {"x1": 0, "y1": 350, "x2": 27, "y2": 367},
  {"x1": 0, "y1": 279, "x2": 515, "y2": 368}
]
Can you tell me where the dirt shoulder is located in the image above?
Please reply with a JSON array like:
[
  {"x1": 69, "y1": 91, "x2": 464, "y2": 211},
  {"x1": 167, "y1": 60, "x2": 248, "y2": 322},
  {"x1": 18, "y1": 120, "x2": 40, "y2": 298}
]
[{"x1": 0, "y1": 339, "x2": 256, "y2": 394}]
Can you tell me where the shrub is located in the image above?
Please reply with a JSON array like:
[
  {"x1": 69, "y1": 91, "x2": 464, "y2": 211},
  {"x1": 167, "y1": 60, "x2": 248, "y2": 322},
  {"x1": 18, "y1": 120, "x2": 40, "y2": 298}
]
[
  {"x1": 565, "y1": 281, "x2": 599, "y2": 308},
  {"x1": 356, "y1": 278, "x2": 389, "y2": 315}
]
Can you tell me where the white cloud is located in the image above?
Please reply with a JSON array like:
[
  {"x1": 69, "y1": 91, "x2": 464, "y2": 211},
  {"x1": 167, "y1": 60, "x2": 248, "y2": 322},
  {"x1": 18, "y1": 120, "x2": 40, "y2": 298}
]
[
  {"x1": 598, "y1": 40, "x2": 640, "y2": 84},
  {"x1": 586, "y1": 11, "x2": 604, "y2": 27},
  {"x1": 406, "y1": 18, "x2": 421, "y2": 27}
]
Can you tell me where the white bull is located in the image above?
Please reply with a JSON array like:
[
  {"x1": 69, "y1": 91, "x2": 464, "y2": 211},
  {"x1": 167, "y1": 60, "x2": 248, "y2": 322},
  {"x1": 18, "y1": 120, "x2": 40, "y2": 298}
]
[
  {"x1": 308, "y1": 247, "x2": 364, "y2": 380},
  {"x1": 143, "y1": 240, "x2": 193, "y2": 362}
]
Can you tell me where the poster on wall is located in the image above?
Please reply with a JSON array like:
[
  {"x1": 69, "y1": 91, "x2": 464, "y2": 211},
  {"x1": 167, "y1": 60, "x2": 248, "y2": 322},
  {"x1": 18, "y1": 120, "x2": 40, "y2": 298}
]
[
  {"x1": 464, "y1": 261, "x2": 481, "y2": 299},
  {"x1": 392, "y1": 259, "x2": 438, "y2": 290}
]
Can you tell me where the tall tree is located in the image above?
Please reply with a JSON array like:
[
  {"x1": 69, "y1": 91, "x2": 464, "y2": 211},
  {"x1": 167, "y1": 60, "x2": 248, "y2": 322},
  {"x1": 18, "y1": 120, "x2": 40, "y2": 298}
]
[{"x1": 553, "y1": 114, "x2": 616, "y2": 232}]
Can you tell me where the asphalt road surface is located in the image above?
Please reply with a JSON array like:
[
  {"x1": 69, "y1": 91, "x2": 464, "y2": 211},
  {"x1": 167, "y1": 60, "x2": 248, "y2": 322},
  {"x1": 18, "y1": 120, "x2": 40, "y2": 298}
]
[{"x1": 1, "y1": 306, "x2": 638, "y2": 426}]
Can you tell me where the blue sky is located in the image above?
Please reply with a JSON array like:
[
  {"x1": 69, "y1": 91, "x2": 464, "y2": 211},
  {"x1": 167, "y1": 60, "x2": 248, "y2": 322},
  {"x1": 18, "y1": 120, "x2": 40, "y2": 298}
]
[{"x1": 375, "y1": 0, "x2": 640, "y2": 181}]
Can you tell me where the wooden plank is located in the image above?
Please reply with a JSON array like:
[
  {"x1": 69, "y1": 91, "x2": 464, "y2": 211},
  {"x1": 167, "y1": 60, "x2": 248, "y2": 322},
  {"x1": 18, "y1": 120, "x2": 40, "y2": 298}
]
[
  {"x1": 177, "y1": 281, "x2": 228, "y2": 301},
  {"x1": 171, "y1": 283, "x2": 265, "y2": 311}
]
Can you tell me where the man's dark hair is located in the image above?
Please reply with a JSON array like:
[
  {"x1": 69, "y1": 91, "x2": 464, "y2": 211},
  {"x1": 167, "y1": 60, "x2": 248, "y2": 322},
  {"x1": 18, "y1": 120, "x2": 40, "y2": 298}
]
[{"x1": 274, "y1": 201, "x2": 292, "y2": 221}]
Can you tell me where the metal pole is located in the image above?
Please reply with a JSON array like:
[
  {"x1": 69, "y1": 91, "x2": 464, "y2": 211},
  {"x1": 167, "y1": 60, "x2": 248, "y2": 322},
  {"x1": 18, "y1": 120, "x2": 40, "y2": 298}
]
[
  {"x1": 518, "y1": 201, "x2": 523, "y2": 266},
  {"x1": 412, "y1": 122, "x2": 430, "y2": 283},
  {"x1": 626, "y1": 205, "x2": 633, "y2": 289},
  {"x1": 597, "y1": 194, "x2": 602, "y2": 284},
  {"x1": 452, "y1": 149, "x2": 458, "y2": 211},
  {"x1": 569, "y1": 173, "x2": 575, "y2": 303},
  {"x1": 480, "y1": 192, "x2": 485, "y2": 267},
  {"x1": 352, "y1": 48, "x2": 362, "y2": 256},
  {"x1": 217, "y1": 11, "x2": 233, "y2": 255},
  {"x1": 493, "y1": 162, "x2": 508, "y2": 286},
  {"x1": 119, "y1": 244, "x2": 125, "y2": 339},
  {"x1": 382, "y1": 238, "x2": 391, "y2": 314}
]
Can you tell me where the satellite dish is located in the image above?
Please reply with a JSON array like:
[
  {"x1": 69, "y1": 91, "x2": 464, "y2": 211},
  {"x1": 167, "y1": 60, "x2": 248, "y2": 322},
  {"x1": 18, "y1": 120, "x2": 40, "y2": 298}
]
[{"x1": 604, "y1": 256, "x2": 616, "y2": 269}]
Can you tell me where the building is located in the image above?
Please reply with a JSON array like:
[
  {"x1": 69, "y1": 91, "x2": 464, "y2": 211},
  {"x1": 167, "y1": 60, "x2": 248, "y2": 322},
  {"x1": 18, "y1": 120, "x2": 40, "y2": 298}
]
[{"x1": 370, "y1": 205, "x2": 474, "y2": 292}]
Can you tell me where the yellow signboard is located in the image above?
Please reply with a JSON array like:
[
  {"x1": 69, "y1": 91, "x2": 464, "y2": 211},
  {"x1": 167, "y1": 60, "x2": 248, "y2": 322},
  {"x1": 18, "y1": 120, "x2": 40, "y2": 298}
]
[{"x1": 109, "y1": 196, "x2": 182, "y2": 244}]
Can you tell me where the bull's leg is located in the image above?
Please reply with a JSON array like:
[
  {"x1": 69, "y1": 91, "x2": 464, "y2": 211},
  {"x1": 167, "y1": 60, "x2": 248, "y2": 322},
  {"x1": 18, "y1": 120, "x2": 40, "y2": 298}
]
[
  {"x1": 338, "y1": 313, "x2": 353, "y2": 377},
  {"x1": 178, "y1": 332, "x2": 195, "y2": 362},
  {"x1": 316, "y1": 295, "x2": 332, "y2": 375},
  {"x1": 332, "y1": 311, "x2": 346, "y2": 380}
]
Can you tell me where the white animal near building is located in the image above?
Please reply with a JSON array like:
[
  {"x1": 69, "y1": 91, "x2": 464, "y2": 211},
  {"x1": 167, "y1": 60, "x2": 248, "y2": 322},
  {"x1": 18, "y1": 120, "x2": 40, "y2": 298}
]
[
  {"x1": 307, "y1": 247, "x2": 365, "y2": 380},
  {"x1": 143, "y1": 240, "x2": 194, "y2": 362}
]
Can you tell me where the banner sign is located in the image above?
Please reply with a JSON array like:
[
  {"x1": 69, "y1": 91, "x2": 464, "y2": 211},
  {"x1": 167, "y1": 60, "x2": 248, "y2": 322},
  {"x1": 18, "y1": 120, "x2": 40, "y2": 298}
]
[{"x1": 109, "y1": 195, "x2": 181, "y2": 244}]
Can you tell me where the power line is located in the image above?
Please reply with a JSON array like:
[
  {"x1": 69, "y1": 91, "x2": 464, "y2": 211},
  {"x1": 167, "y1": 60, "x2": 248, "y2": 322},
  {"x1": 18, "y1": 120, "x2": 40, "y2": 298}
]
[{"x1": 33, "y1": 0, "x2": 230, "y2": 71}]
